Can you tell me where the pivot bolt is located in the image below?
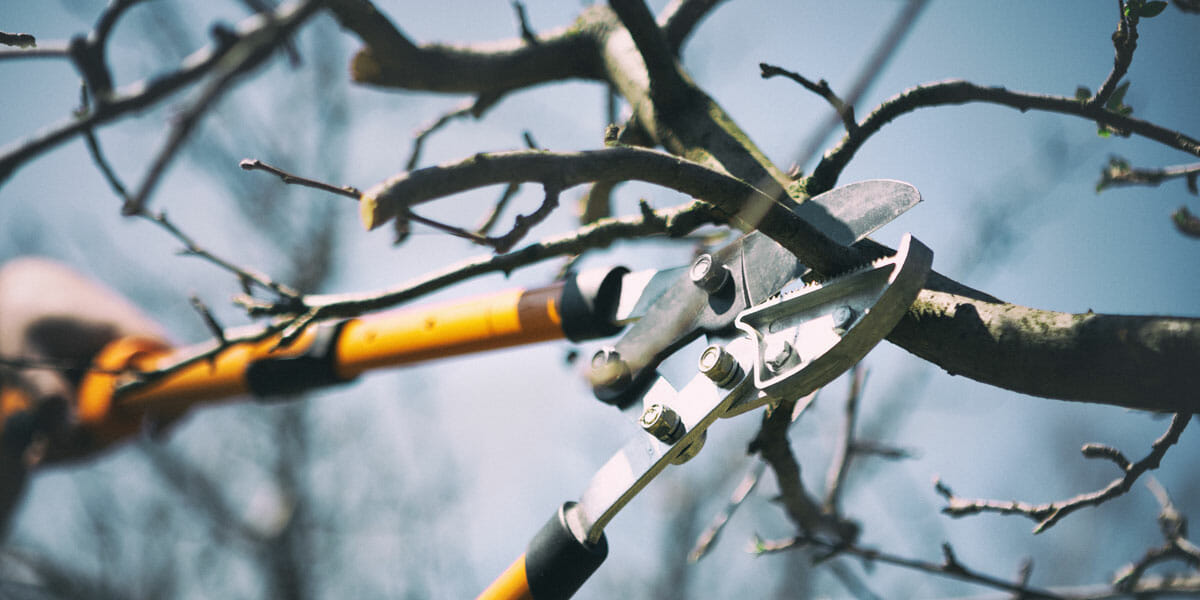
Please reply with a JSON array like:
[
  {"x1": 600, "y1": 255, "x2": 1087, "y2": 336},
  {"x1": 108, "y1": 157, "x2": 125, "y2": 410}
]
[
  {"x1": 764, "y1": 338, "x2": 796, "y2": 374},
  {"x1": 832, "y1": 305, "x2": 856, "y2": 331},
  {"x1": 698, "y1": 344, "x2": 740, "y2": 388},
  {"x1": 590, "y1": 347, "x2": 631, "y2": 390},
  {"x1": 640, "y1": 403, "x2": 684, "y2": 444},
  {"x1": 689, "y1": 254, "x2": 729, "y2": 293}
]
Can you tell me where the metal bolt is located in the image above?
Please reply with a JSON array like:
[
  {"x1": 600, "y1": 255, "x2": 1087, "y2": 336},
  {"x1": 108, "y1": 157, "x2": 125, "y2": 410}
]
[
  {"x1": 640, "y1": 403, "x2": 683, "y2": 444},
  {"x1": 689, "y1": 253, "x2": 729, "y2": 293},
  {"x1": 590, "y1": 347, "x2": 630, "y2": 390},
  {"x1": 832, "y1": 305, "x2": 856, "y2": 331},
  {"x1": 763, "y1": 338, "x2": 795, "y2": 374},
  {"x1": 698, "y1": 344, "x2": 739, "y2": 388}
]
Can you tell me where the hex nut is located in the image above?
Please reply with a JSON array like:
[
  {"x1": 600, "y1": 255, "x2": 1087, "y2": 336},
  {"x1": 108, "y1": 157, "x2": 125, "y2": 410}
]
[
  {"x1": 640, "y1": 403, "x2": 683, "y2": 443},
  {"x1": 689, "y1": 254, "x2": 729, "y2": 293},
  {"x1": 698, "y1": 344, "x2": 739, "y2": 387}
]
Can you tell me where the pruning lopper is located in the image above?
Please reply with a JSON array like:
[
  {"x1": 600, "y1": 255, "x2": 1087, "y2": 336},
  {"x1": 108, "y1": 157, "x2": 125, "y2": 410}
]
[
  {"x1": 478, "y1": 182, "x2": 933, "y2": 599},
  {"x1": 0, "y1": 179, "x2": 931, "y2": 599}
]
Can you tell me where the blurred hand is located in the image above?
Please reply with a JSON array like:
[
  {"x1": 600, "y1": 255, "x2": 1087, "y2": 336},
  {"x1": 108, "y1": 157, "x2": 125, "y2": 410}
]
[{"x1": 0, "y1": 257, "x2": 166, "y2": 524}]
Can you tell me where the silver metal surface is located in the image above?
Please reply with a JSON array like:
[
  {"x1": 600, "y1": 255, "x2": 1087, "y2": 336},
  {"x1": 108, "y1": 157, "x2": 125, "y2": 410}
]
[
  {"x1": 575, "y1": 336, "x2": 757, "y2": 543},
  {"x1": 609, "y1": 180, "x2": 922, "y2": 324},
  {"x1": 735, "y1": 233, "x2": 933, "y2": 402},
  {"x1": 592, "y1": 182, "x2": 922, "y2": 405}
]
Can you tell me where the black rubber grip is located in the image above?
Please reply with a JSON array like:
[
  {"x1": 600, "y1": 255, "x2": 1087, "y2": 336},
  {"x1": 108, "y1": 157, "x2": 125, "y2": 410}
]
[
  {"x1": 245, "y1": 321, "x2": 355, "y2": 397},
  {"x1": 559, "y1": 268, "x2": 627, "y2": 342},
  {"x1": 525, "y1": 502, "x2": 608, "y2": 600}
]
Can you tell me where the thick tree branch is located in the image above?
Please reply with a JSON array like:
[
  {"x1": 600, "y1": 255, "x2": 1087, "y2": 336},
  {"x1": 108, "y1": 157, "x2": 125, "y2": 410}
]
[
  {"x1": 338, "y1": 3, "x2": 1200, "y2": 412},
  {"x1": 609, "y1": 0, "x2": 689, "y2": 107},
  {"x1": 809, "y1": 79, "x2": 1200, "y2": 195},
  {"x1": 658, "y1": 0, "x2": 729, "y2": 53},
  {"x1": 888, "y1": 284, "x2": 1200, "y2": 412},
  {"x1": 325, "y1": 0, "x2": 608, "y2": 93},
  {"x1": 358, "y1": 147, "x2": 859, "y2": 272}
]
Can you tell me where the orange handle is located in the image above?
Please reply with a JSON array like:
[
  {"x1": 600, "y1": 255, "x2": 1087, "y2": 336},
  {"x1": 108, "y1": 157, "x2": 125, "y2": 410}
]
[
  {"x1": 478, "y1": 554, "x2": 533, "y2": 600},
  {"x1": 66, "y1": 284, "x2": 567, "y2": 446},
  {"x1": 335, "y1": 284, "x2": 564, "y2": 378},
  {"x1": 479, "y1": 503, "x2": 607, "y2": 600}
]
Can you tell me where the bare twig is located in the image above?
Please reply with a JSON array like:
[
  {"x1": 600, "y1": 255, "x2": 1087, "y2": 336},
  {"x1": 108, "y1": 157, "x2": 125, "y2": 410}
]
[
  {"x1": 936, "y1": 413, "x2": 1192, "y2": 533},
  {"x1": 486, "y1": 185, "x2": 561, "y2": 253},
  {"x1": 77, "y1": 88, "x2": 302, "y2": 304},
  {"x1": 476, "y1": 183, "x2": 521, "y2": 235},
  {"x1": 761, "y1": 63, "x2": 857, "y2": 135},
  {"x1": 122, "y1": 0, "x2": 323, "y2": 215},
  {"x1": 809, "y1": 79, "x2": 1200, "y2": 195},
  {"x1": 0, "y1": 1, "x2": 320, "y2": 184},
  {"x1": 1096, "y1": 157, "x2": 1200, "y2": 192},
  {"x1": 188, "y1": 295, "x2": 228, "y2": 347},
  {"x1": 750, "y1": 392, "x2": 858, "y2": 543},
  {"x1": 1086, "y1": 1, "x2": 1140, "y2": 110},
  {"x1": 405, "y1": 93, "x2": 502, "y2": 171},
  {"x1": 751, "y1": 536, "x2": 1066, "y2": 600},
  {"x1": 689, "y1": 390, "x2": 819, "y2": 562},
  {"x1": 824, "y1": 365, "x2": 867, "y2": 513},
  {"x1": 511, "y1": 1, "x2": 538, "y2": 45},
  {"x1": 1112, "y1": 477, "x2": 1200, "y2": 590},
  {"x1": 791, "y1": 0, "x2": 928, "y2": 171},
  {"x1": 239, "y1": 158, "x2": 361, "y2": 198}
]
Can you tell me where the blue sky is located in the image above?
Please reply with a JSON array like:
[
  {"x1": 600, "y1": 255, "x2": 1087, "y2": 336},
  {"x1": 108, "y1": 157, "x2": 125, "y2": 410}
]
[{"x1": 1, "y1": 1, "x2": 1198, "y2": 597}]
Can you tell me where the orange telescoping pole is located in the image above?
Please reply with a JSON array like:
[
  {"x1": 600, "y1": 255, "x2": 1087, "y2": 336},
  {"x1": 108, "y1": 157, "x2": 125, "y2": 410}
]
[
  {"x1": 478, "y1": 555, "x2": 534, "y2": 600},
  {"x1": 334, "y1": 284, "x2": 565, "y2": 378},
  {"x1": 478, "y1": 503, "x2": 608, "y2": 600},
  {"x1": 62, "y1": 282, "x2": 573, "y2": 447}
]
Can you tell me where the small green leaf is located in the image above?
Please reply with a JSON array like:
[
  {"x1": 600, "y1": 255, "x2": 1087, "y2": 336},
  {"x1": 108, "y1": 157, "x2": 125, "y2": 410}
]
[
  {"x1": 1140, "y1": 1, "x2": 1168, "y2": 17},
  {"x1": 1098, "y1": 127, "x2": 1112, "y2": 138},
  {"x1": 1106, "y1": 81, "x2": 1131, "y2": 111},
  {"x1": 1075, "y1": 86, "x2": 1092, "y2": 101}
]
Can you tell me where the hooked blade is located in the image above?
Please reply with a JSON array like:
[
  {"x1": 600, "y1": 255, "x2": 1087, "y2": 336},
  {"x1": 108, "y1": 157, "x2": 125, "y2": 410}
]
[{"x1": 613, "y1": 180, "x2": 921, "y2": 323}]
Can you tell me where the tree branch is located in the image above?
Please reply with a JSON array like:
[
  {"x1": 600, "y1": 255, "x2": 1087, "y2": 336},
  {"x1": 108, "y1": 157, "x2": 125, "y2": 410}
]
[
  {"x1": 888, "y1": 283, "x2": 1200, "y2": 413},
  {"x1": 752, "y1": 536, "x2": 1066, "y2": 600},
  {"x1": 658, "y1": 0, "x2": 729, "y2": 53},
  {"x1": 935, "y1": 413, "x2": 1192, "y2": 533},
  {"x1": 1096, "y1": 156, "x2": 1200, "y2": 192},
  {"x1": 1086, "y1": 0, "x2": 1140, "y2": 110},
  {"x1": 0, "y1": 0, "x2": 322, "y2": 185},
  {"x1": 809, "y1": 79, "x2": 1200, "y2": 195},
  {"x1": 325, "y1": 0, "x2": 608, "y2": 92}
]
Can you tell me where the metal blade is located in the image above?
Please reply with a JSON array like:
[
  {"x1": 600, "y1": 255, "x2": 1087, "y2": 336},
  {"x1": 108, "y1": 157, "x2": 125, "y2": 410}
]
[{"x1": 613, "y1": 180, "x2": 920, "y2": 323}]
